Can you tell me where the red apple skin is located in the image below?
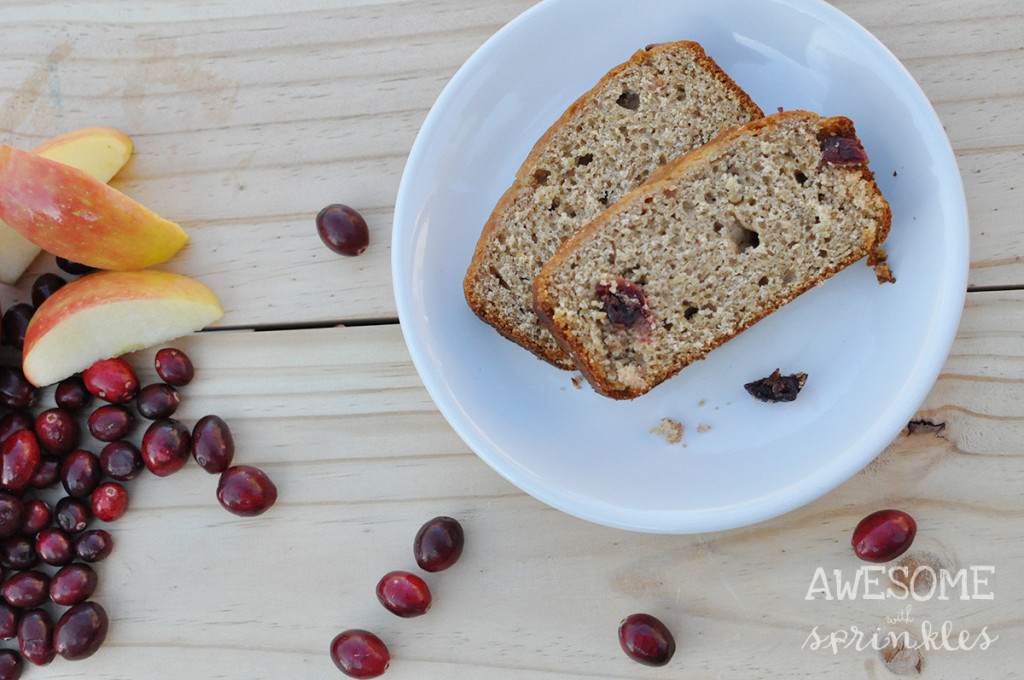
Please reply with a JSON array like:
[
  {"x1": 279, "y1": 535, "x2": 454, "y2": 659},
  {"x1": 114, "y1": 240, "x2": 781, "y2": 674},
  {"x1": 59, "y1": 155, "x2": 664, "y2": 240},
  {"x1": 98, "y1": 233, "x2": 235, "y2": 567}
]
[{"x1": 0, "y1": 144, "x2": 188, "y2": 271}]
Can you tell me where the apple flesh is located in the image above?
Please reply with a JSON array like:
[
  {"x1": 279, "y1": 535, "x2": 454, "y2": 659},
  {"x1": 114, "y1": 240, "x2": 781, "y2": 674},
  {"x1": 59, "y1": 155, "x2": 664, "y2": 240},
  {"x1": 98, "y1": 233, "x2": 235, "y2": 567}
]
[
  {"x1": 0, "y1": 127, "x2": 134, "y2": 284},
  {"x1": 0, "y1": 144, "x2": 188, "y2": 271},
  {"x1": 22, "y1": 270, "x2": 223, "y2": 387}
]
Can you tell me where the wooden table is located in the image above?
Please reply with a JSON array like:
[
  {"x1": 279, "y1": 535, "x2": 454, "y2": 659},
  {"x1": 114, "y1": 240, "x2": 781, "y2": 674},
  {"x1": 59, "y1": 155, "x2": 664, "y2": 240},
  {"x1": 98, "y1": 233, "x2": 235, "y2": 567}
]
[{"x1": 0, "y1": 0, "x2": 1020, "y2": 677}]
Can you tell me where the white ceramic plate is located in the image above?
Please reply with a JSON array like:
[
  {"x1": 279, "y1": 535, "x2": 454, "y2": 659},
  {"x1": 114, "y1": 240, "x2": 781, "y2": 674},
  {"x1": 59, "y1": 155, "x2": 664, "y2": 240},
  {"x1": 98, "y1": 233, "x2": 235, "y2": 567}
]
[{"x1": 392, "y1": 0, "x2": 968, "y2": 533}]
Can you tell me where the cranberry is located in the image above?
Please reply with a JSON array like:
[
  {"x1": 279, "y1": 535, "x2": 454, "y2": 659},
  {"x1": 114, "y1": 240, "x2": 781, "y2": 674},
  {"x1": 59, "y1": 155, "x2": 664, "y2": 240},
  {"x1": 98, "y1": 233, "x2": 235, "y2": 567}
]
[
  {"x1": 136, "y1": 383, "x2": 180, "y2": 420},
  {"x1": 88, "y1": 404, "x2": 135, "y2": 442},
  {"x1": 17, "y1": 608, "x2": 54, "y2": 666},
  {"x1": 140, "y1": 418, "x2": 191, "y2": 476},
  {"x1": 0, "y1": 536, "x2": 36, "y2": 570},
  {"x1": 55, "y1": 257, "x2": 96, "y2": 276},
  {"x1": 60, "y1": 449, "x2": 102, "y2": 498},
  {"x1": 82, "y1": 358, "x2": 139, "y2": 404},
  {"x1": 0, "y1": 493, "x2": 24, "y2": 539},
  {"x1": 316, "y1": 204, "x2": 370, "y2": 256},
  {"x1": 0, "y1": 413, "x2": 32, "y2": 445},
  {"x1": 329, "y1": 629, "x2": 389, "y2": 678},
  {"x1": 820, "y1": 135, "x2": 869, "y2": 166},
  {"x1": 191, "y1": 415, "x2": 234, "y2": 473},
  {"x1": 154, "y1": 347, "x2": 194, "y2": 386},
  {"x1": 35, "y1": 528, "x2": 74, "y2": 566},
  {"x1": 618, "y1": 613, "x2": 676, "y2": 667},
  {"x1": 55, "y1": 497, "x2": 92, "y2": 533},
  {"x1": 596, "y1": 278, "x2": 650, "y2": 329},
  {"x1": 100, "y1": 441, "x2": 145, "y2": 481},
  {"x1": 217, "y1": 465, "x2": 277, "y2": 516},
  {"x1": 92, "y1": 482, "x2": 129, "y2": 522},
  {"x1": 29, "y1": 456, "x2": 60, "y2": 489},
  {"x1": 413, "y1": 516, "x2": 464, "y2": 572},
  {"x1": 30, "y1": 272, "x2": 66, "y2": 308},
  {"x1": 1, "y1": 304, "x2": 33, "y2": 351},
  {"x1": 0, "y1": 649, "x2": 22, "y2": 680},
  {"x1": 852, "y1": 509, "x2": 917, "y2": 562},
  {"x1": 33, "y1": 408, "x2": 79, "y2": 455},
  {"x1": 0, "y1": 430, "x2": 40, "y2": 493},
  {"x1": 74, "y1": 530, "x2": 113, "y2": 563},
  {"x1": 54, "y1": 602, "x2": 108, "y2": 661},
  {"x1": 50, "y1": 563, "x2": 98, "y2": 606},
  {"x1": 54, "y1": 376, "x2": 92, "y2": 411},
  {"x1": 18, "y1": 499, "x2": 50, "y2": 536},
  {"x1": 3, "y1": 571, "x2": 50, "y2": 609},
  {"x1": 376, "y1": 570, "x2": 432, "y2": 617},
  {"x1": 0, "y1": 368, "x2": 36, "y2": 411},
  {"x1": 0, "y1": 602, "x2": 18, "y2": 640}
]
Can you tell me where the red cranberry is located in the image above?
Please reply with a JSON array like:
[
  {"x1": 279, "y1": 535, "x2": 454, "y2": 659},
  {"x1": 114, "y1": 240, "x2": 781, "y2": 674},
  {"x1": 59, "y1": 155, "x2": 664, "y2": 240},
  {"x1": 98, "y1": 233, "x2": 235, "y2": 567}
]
[
  {"x1": 136, "y1": 383, "x2": 180, "y2": 420},
  {"x1": 414, "y1": 516, "x2": 464, "y2": 572},
  {"x1": 87, "y1": 404, "x2": 135, "y2": 442},
  {"x1": 852, "y1": 509, "x2": 917, "y2": 563},
  {"x1": 0, "y1": 601, "x2": 19, "y2": 640},
  {"x1": 73, "y1": 530, "x2": 113, "y2": 563},
  {"x1": 154, "y1": 347, "x2": 194, "y2": 386},
  {"x1": 820, "y1": 135, "x2": 870, "y2": 166},
  {"x1": 0, "y1": 493, "x2": 24, "y2": 539},
  {"x1": 0, "y1": 368, "x2": 37, "y2": 411},
  {"x1": 316, "y1": 204, "x2": 370, "y2": 256},
  {"x1": 1, "y1": 304, "x2": 33, "y2": 351},
  {"x1": 0, "y1": 413, "x2": 32, "y2": 445},
  {"x1": 18, "y1": 499, "x2": 50, "y2": 536},
  {"x1": 618, "y1": 613, "x2": 676, "y2": 667},
  {"x1": 0, "y1": 648, "x2": 23, "y2": 680},
  {"x1": 191, "y1": 415, "x2": 234, "y2": 473},
  {"x1": 0, "y1": 536, "x2": 36, "y2": 571},
  {"x1": 17, "y1": 608, "x2": 54, "y2": 666},
  {"x1": 55, "y1": 497, "x2": 92, "y2": 533},
  {"x1": 54, "y1": 376, "x2": 92, "y2": 411},
  {"x1": 376, "y1": 571, "x2": 431, "y2": 617},
  {"x1": 92, "y1": 482, "x2": 129, "y2": 522},
  {"x1": 29, "y1": 456, "x2": 60, "y2": 489},
  {"x1": 0, "y1": 430, "x2": 40, "y2": 493},
  {"x1": 217, "y1": 466, "x2": 277, "y2": 516},
  {"x1": 100, "y1": 441, "x2": 145, "y2": 481},
  {"x1": 30, "y1": 272, "x2": 66, "y2": 308},
  {"x1": 140, "y1": 418, "x2": 191, "y2": 476},
  {"x1": 82, "y1": 358, "x2": 139, "y2": 404},
  {"x1": 3, "y1": 571, "x2": 50, "y2": 609},
  {"x1": 596, "y1": 278, "x2": 651, "y2": 329},
  {"x1": 35, "y1": 528, "x2": 74, "y2": 566},
  {"x1": 54, "y1": 602, "x2": 108, "y2": 661},
  {"x1": 330, "y1": 629, "x2": 389, "y2": 678},
  {"x1": 33, "y1": 408, "x2": 79, "y2": 455},
  {"x1": 50, "y1": 563, "x2": 98, "y2": 606},
  {"x1": 60, "y1": 450, "x2": 102, "y2": 498}
]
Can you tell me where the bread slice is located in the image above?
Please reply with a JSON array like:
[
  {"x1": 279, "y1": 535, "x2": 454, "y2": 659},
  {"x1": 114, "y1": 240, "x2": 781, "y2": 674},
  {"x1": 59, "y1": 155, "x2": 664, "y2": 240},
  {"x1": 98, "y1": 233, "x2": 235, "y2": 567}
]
[
  {"x1": 463, "y1": 41, "x2": 763, "y2": 368},
  {"x1": 533, "y1": 110, "x2": 893, "y2": 399}
]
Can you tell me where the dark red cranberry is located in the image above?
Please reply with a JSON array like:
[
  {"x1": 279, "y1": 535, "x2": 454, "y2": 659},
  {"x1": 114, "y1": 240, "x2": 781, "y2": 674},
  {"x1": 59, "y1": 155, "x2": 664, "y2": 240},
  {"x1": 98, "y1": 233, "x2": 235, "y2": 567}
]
[
  {"x1": 29, "y1": 455, "x2": 60, "y2": 490},
  {"x1": 18, "y1": 499, "x2": 50, "y2": 536},
  {"x1": 60, "y1": 449, "x2": 102, "y2": 498},
  {"x1": 54, "y1": 376, "x2": 92, "y2": 411},
  {"x1": 596, "y1": 278, "x2": 650, "y2": 329},
  {"x1": 30, "y1": 272, "x2": 66, "y2": 308},
  {"x1": 217, "y1": 465, "x2": 277, "y2": 517},
  {"x1": 35, "y1": 528, "x2": 74, "y2": 566},
  {"x1": 136, "y1": 383, "x2": 180, "y2": 420},
  {"x1": 33, "y1": 408, "x2": 79, "y2": 455},
  {"x1": 0, "y1": 601, "x2": 19, "y2": 639},
  {"x1": 17, "y1": 608, "x2": 54, "y2": 666},
  {"x1": 73, "y1": 530, "x2": 113, "y2": 563},
  {"x1": 0, "y1": 648, "x2": 22, "y2": 680},
  {"x1": 0, "y1": 493, "x2": 24, "y2": 539},
  {"x1": 3, "y1": 571, "x2": 50, "y2": 609},
  {"x1": 82, "y1": 358, "x2": 139, "y2": 404},
  {"x1": 852, "y1": 509, "x2": 917, "y2": 563},
  {"x1": 0, "y1": 536, "x2": 36, "y2": 571},
  {"x1": 0, "y1": 413, "x2": 32, "y2": 445},
  {"x1": 100, "y1": 441, "x2": 145, "y2": 481},
  {"x1": 154, "y1": 347, "x2": 194, "y2": 386},
  {"x1": 50, "y1": 563, "x2": 98, "y2": 606},
  {"x1": 820, "y1": 135, "x2": 870, "y2": 166},
  {"x1": 92, "y1": 482, "x2": 128, "y2": 522},
  {"x1": 1, "y1": 304, "x2": 33, "y2": 351},
  {"x1": 54, "y1": 602, "x2": 108, "y2": 661},
  {"x1": 0, "y1": 368, "x2": 37, "y2": 411},
  {"x1": 316, "y1": 204, "x2": 370, "y2": 256},
  {"x1": 140, "y1": 418, "x2": 190, "y2": 477},
  {"x1": 55, "y1": 497, "x2": 91, "y2": 533},
  {"x1": 0, "y1": 430, "x2": 40, "y2": 493},
  {"x1": 330, "y1": 629, "x2": 389, "y2": 678},
  {"x1": 376, "y1": 571, "x2": 431, "y2": 617},
  {"x1": 191, "y1": 415, "x2": 234, "y2": 473},
  {"x1": 55, "y1": 256, "x2": 96, "y2": 276},
  {"x1": 87, "y1": 404, "x2": 134, "y2": 442},
  {"x1": 618, "y1": 613, "x2": 676, "y2": 667},
  {"x1": 414, "y1": 516, "x2": 464, "y2": 572}
]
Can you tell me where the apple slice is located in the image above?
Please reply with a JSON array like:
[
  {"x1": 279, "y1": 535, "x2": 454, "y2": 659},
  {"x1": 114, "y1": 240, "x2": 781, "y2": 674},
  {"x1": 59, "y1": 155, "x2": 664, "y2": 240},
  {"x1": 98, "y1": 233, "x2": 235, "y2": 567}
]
[
  {"x1": 0, "y1": 144, "x2": 188, "y2": 271},
  {"x1": 0, "y1": 127, "x2": 134, "y2": 284},
  {"x1": 22, "y1": 270, "x2": 223, "y2": 387}
]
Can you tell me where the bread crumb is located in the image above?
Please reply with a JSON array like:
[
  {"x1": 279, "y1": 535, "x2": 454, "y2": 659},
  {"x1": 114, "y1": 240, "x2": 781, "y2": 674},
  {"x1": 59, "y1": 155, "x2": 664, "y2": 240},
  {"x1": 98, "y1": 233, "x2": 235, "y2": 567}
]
[
  {"x1": 571, "y1": 375, "x2": 584, "y2": 389},
  {"x1": 651, "y1": 418, "x2": 684, "y2": 445},
  {"x1": 697, "y1": 424, "x2": 711, "y2": 433}
]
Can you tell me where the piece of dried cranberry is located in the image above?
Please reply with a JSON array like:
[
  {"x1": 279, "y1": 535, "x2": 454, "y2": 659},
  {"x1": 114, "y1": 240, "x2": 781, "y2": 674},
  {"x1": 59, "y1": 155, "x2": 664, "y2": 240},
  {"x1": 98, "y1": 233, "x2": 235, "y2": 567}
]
[
  {"x1": 596, "y1": 277, "x2": 650, "y2": 329},
  {"x1": 744, "y1": 369, "x2": 807, "y2": 403},
  {"x1": 820, "y1": 135, "x2": 869, "y2": 166}
]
